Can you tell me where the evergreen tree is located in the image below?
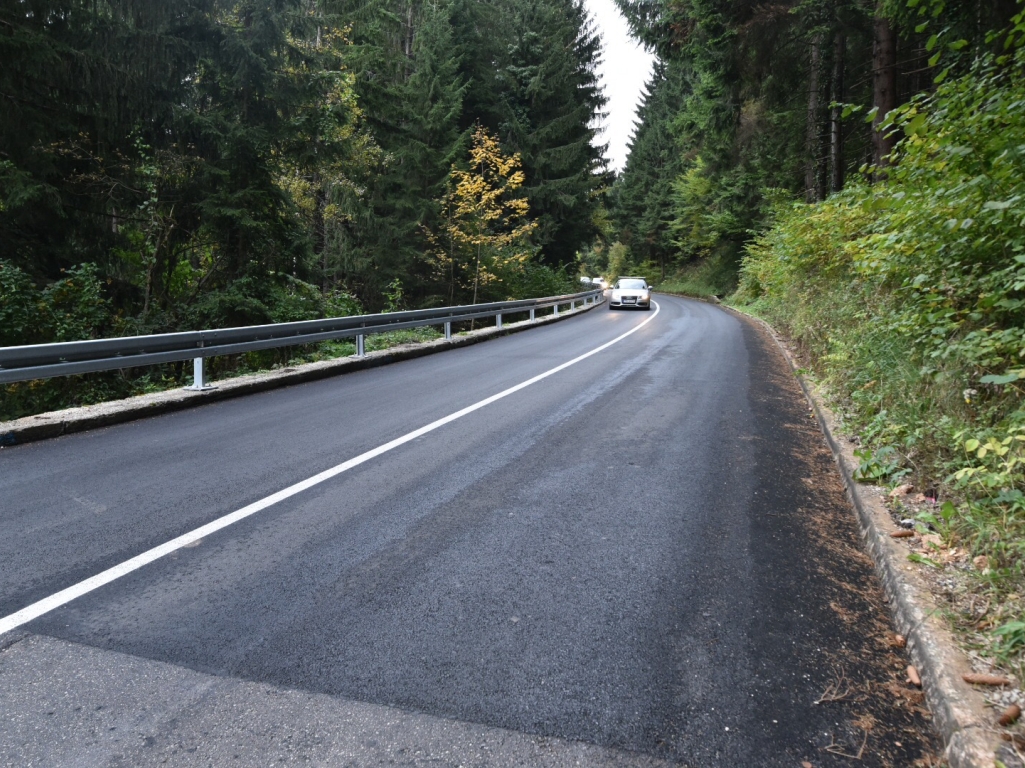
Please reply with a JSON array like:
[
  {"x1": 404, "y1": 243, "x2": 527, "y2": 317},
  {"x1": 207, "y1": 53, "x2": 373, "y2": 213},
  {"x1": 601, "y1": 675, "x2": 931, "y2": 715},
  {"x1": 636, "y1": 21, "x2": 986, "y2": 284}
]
[
  {"x1": 496, "y1": 0, "x2": 608, "y2": 267},
  {"x1": 325, "y1": 0, "x2": 466, "y2": 307},
  {"x1": 611, "y1": 62, "x2": 686, "y2": 275}
]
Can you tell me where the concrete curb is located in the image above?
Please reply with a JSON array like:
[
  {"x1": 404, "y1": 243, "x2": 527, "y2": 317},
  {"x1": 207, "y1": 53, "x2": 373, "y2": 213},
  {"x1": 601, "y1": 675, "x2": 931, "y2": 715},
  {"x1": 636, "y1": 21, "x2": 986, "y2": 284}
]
[
  {"x1": 720, "y1": 304, "x2": 1006, "y2": 768},
  {"x1": 0, "y1": 300, "x2": 602, "y2": 449}
]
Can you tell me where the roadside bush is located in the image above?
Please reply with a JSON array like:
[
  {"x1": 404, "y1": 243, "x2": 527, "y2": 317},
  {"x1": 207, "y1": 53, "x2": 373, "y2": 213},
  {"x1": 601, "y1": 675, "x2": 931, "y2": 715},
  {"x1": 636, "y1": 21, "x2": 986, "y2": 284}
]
[
  {"x1": 657, "y1": 253, "x2": 740, "y2": 298},
  {"x1": 735, "y1": 46, "x2": 1025, "y2": 662}
]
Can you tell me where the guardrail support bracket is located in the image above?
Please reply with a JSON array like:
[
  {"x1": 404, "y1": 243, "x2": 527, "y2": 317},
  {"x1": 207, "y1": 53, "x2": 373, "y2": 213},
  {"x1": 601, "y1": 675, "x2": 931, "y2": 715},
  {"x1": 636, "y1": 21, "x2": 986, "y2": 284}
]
[
  {"x1": 529, "y1": 308, "x2": 535, "y2": 322},
  {"x1": 554, "y1": 304, "x2": 559, "y2": 317},
  {"x1": 356, "y1": 334, "x2": 365, "y2": 357},
  {"x1": 444, "y1": 321, "x2": 451, "y2": 340},
  {"x1": 184, "y1": 357, "x2": 215, "y2": 391},
  {"x1": 496, "y1": 313, "x2": 502, "y2": 330}
]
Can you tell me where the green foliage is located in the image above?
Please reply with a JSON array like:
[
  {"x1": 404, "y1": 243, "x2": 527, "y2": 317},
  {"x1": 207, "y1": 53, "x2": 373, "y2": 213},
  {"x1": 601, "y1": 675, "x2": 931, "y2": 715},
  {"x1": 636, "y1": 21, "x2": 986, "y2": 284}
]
[
  {"x1": 735, "y1": 45, "x2": 1025, "y2": 661},
  {"x1": 657, "y1": 252, "x2": 738, "y2": 298},
  {"x1": 993, "y1": 620, "x2": 1025, "y2": 662},
  {"x1": 604, "y1": 242, "x2": 635, "y2": 284},
  {"x1": 382, "y1": 279, "x2": 406, "y2": 313},
  {"x1": 853, "y1": 446, "x2": 908, "y2": 482},
  {"x1": 503, "y1": 263, "x2": 577, "y2": 299},
  {"x1": 576, "y1": 241, "x2": 610, "y2": 281},
  {"x1": 0, "y1": 0, "x2": 607, "y2": 419},
  {"x1": 0, "y1": 261, "x2": 111, "y2": 346},
  {"x1": 0, "y1": 262, "x2": 43, "y2": 347}
]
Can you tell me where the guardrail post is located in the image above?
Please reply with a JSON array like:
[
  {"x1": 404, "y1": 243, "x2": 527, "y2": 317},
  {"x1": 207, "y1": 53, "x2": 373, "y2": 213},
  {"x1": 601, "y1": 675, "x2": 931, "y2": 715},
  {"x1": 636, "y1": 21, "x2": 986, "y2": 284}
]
[
  {"x1": 529, "y1": 308, "x2": 535, "y2": 322},
  {"x1": 184, "y1": 356, "x2": 214, "y2": 391},
  {"x1": 356, "y1": 334, "x2": 365, "y2": 357},
  {"x1": 554, "y1": 303, "x2": 559, "y2": 317},
  {"x1": 444, "y1": 321, "x2": 451, "y2": 340},
  {"x1": 496, "y1": 313, "x2": 502, "y2": 330},
  {"x1": 571, "y1": 300, "x2": 576, "y2": 310}
]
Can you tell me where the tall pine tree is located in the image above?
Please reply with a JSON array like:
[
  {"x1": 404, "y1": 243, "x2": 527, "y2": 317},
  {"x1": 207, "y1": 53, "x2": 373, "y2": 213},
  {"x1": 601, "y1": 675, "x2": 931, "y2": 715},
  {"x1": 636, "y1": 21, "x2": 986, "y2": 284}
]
[{"x1": 496, "y1": 0, "x2": 608, "y2": 267}]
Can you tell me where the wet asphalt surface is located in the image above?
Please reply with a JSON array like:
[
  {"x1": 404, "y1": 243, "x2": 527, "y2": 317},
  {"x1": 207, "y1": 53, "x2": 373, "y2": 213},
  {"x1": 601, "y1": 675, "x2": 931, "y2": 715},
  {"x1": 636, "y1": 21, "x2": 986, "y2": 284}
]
[{"x1": 0, "y1": 295, "x2": 937, "y2": 766}]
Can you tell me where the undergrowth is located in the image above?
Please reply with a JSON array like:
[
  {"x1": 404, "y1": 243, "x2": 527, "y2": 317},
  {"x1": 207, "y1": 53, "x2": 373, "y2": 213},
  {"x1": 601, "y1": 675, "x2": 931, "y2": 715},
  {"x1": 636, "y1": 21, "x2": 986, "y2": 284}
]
[
  {"x1": 656, "y1": 253, "x2": 738, "y2": 298},
  {"x1": 0, "y1": 327, "x2": 443, "y2": 421},
  {"x1": 734, "y1": 44, "x2": 1025, "y2": 669}
]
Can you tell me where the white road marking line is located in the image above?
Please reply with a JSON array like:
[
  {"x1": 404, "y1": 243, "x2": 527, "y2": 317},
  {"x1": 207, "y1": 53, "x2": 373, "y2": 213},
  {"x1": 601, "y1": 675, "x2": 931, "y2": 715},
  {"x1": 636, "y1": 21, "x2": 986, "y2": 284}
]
[{"x1": 0, "y1": 301, "x2": 661, "y2": 636}]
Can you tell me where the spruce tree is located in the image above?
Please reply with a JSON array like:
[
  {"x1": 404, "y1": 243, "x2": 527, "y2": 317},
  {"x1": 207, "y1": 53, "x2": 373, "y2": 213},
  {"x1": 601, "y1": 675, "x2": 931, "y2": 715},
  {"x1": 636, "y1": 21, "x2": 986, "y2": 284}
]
[
  {"x1": 496, "y1": 0, "x2": 608, "y2": 267},
  {"x1": 325, "y1": 0, "x2": 465, "y2": 307}
]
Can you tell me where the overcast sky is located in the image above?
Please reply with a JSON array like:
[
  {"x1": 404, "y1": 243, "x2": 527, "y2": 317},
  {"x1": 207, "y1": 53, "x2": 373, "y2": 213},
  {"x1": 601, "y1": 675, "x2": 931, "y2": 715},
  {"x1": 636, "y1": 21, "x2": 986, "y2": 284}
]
[{"x1": 584, "y1": 0, "x2": 655, "y2": 173}]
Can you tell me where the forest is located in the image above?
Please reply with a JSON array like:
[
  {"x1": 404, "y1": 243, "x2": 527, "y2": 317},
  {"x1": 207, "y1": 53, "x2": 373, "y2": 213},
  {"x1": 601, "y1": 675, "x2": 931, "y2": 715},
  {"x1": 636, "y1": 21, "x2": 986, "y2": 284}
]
[
  {"x1": 0, "y1": 0, "x2": 611, "y2": 412},
  {"x1": 603, "y1": 0, "x2": 1020, "y2": 286},
  {"x1": 0, "y1": 0, "x2": 606, "y2": 337},
  {"x1": 606, "y1": 0, "x2": 1025, "y2": 667}
]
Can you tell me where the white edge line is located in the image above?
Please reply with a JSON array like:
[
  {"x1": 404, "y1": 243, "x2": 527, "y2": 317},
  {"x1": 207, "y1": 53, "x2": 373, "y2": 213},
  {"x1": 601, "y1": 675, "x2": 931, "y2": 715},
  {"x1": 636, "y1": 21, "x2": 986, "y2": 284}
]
[{"x1": 0, "y1": 301, "x2": 661, "y2": 636}]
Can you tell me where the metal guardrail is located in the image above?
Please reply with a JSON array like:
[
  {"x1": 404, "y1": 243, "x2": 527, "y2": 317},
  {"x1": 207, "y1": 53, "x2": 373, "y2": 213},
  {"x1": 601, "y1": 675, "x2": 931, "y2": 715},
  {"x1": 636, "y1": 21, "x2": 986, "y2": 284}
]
[{"x1": 0, "y1": 289, "x2": 605, "y2": 388}]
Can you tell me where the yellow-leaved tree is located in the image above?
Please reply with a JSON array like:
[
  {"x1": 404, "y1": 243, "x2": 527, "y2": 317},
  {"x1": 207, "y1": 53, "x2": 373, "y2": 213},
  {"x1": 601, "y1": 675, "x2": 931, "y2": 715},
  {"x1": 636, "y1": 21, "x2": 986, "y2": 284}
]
[{"x1": 428, "y1": 126, "x2": 537, "y2": 304}]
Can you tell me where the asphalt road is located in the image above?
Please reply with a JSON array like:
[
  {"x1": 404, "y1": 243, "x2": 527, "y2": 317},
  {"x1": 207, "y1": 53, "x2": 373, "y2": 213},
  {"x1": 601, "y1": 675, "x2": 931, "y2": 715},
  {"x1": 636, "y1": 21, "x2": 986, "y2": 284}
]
[{"x1": 0, "y1": 295, "x2": 937, "y2": 766}]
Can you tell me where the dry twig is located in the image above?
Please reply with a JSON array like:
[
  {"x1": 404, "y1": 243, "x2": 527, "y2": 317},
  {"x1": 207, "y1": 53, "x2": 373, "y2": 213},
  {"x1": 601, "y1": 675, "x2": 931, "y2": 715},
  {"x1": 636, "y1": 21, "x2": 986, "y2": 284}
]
[
  {"x1": 824, "y1": 728, "x2": 869, "y2": 760},
  {"x1": 815, "y1": 666, "x2": 853, "y2": 705}
]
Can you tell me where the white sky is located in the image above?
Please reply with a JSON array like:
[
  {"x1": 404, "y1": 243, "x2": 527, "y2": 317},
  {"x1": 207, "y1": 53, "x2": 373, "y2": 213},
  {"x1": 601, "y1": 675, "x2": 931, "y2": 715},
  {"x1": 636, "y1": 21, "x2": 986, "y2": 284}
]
[{"x1": 584, "y1": 0, "x2": 655, "y2": 173}]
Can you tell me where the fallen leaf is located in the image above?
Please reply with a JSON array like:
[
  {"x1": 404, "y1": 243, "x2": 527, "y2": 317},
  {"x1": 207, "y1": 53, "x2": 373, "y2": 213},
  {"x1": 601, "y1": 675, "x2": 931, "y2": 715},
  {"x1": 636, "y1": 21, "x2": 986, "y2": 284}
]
[
  {"x1": 973, "y1": 554, "x2": 990, "y2": 572},
  {"x1": 890, "y1": 529, "x2": 915, "y2": 539},
  {"x1": 881, "y1": 627, "x2": 906, "y2": 648},
  {"x1": 889, "y1": 483, "x2": 913, "y2": 498},
  {"x1": 907, "y1": 665, "x2": 922, "y2": 687},
  {"x1": 998, "y1": 703, "x2": 1021, "y2": 726},
  {"x1": 962, "y1": 673, "x2": 1011, "y2": 686},
  {"x1": 802, "y1": 762, "x2": 813, "y2": 768},
  {"x1": 919, "y1": 533, "x2": 944, "y2": 550}
]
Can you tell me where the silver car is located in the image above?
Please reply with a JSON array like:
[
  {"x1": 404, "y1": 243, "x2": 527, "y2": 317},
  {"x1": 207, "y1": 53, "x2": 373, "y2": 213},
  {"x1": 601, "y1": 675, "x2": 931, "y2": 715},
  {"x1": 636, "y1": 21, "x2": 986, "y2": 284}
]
[{"x1": 609, "y1": 277, "x2": 651, "y2": 310}]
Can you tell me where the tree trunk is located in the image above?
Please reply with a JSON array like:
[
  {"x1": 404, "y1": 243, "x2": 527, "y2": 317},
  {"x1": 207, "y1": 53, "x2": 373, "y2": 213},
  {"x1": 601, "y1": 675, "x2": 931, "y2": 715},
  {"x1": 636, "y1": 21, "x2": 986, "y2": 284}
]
[
  {"x1": 829, "y1": 30, "x2": 845, "y2": 193},
  {"x1": 472, "y1": 243, "x2": 481, "y2": 305},
  {"x1": 872, "y1": 8, "x2": 897, "y2": 171},
  {"x1": 313, "y1": 174, "x2": 327, "y2": 293},
  {"x1": 805, "y1": 33, "x2": 822, "y2": 203},
  {"x1": 405, "y1": 3, "x2": 414, "y2": 58}
]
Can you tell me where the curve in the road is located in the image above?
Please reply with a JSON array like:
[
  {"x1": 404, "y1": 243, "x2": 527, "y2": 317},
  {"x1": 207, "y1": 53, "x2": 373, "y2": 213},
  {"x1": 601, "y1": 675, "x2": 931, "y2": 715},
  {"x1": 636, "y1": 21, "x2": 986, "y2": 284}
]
[{"x1": 0, "y1": 303, "x2": 660, "y2": 637}]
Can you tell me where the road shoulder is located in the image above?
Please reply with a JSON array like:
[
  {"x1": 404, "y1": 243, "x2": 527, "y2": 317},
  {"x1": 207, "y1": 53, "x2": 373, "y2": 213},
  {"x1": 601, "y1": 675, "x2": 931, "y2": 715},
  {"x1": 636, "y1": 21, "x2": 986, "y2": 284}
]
[{"x1": 726, "y1": 304, "x2": 1011, "y2": 768}]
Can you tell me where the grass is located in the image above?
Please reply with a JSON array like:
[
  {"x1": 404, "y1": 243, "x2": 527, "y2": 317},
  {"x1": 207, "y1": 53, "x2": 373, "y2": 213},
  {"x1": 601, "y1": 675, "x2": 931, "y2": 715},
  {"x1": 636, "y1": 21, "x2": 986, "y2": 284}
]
[
  {"x1": 654, "y1": 254, "x2": 739, "y2": 299},
  {"x1": 731, "y1": 280, "x2": 1025, "y2": 676}
]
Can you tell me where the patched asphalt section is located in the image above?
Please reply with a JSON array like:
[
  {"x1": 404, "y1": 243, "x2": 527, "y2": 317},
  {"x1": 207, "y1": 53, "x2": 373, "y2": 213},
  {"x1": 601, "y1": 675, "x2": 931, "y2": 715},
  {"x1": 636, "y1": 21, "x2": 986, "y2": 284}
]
[
  {"x1": 0, "y1": 634, "x2": 675, "y2": 767},
  {"x1": 1, "y1": 296, "x2": 939, "y2": 766}
]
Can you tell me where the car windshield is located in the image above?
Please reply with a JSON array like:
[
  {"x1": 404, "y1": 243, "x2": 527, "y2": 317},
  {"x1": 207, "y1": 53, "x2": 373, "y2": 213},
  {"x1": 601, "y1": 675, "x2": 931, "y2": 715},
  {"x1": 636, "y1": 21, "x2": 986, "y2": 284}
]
[{"x1": 616, "y1": 279, "x2": 646, "y2": 290}]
